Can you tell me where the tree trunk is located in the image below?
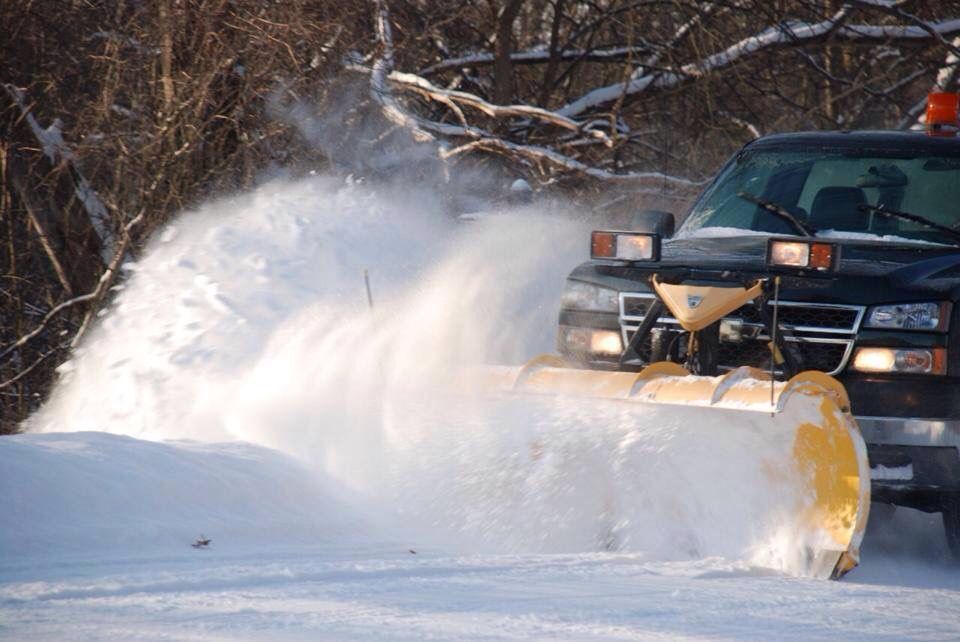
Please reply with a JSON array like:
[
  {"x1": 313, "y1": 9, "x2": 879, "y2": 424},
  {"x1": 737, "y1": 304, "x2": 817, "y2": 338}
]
[
  {"x1": 494, "y1": 0, "x2": 525, "y2": 105},
  {"x1": 158, "y1": 0, "x2": 176, "y2": 113},
  {"x1": 539, "y1": 0, "x2": 565, "y2": 107}
]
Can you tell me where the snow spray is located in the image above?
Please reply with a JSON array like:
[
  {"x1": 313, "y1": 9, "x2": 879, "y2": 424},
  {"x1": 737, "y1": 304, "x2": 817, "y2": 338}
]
[{"x1": 31, "y1": 174, "x2": 818, "y2": 572}]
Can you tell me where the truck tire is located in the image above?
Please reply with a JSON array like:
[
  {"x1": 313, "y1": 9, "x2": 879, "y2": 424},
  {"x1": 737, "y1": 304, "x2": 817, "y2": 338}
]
[{"x1": 944, "y1": 494, "x2": 960, "y2": 562}]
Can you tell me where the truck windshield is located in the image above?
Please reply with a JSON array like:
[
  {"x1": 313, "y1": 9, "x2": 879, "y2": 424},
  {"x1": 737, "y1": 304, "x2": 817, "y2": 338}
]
[{"x1": 679, "y1": 148, "x2": 960, "y2": 244}]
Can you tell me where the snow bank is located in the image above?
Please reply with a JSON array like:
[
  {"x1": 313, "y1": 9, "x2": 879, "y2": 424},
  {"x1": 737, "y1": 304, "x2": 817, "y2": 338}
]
[{"x1": 0, "y1": 431, "x2": 364, "y2": 561}]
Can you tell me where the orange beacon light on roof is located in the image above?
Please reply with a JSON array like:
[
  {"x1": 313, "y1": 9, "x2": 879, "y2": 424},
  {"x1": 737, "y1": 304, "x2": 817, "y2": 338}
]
[{"x1": 925, "y1": 92, "x2": 959, "y2": 136}]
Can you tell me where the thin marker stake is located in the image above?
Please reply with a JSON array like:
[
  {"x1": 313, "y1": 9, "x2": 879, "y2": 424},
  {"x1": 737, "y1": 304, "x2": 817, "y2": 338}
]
[
  {"x1": 770, "y1": 276, "x2": 781, "y2": 413},
  {"x1": 364, "y1": 269, "x2": 375, "y2": 310}
]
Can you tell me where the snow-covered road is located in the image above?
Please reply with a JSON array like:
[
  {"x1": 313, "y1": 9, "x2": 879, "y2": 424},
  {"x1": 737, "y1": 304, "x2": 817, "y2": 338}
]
[{"x1": 5, "y1": 549, "x2": 959, "y2": 642}]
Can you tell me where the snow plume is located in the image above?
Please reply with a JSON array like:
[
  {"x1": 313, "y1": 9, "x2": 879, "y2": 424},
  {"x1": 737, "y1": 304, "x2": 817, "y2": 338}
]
[
  {"x1": 33, "y1": 174, "x2": 580, "y2": 439},
  {"x1": 29, "y1": 173, "x2": 827, "y2": 574}
]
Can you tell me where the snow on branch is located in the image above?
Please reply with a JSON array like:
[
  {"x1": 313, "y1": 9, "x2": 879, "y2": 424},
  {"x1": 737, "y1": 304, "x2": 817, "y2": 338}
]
[
  {"x1": 899, "y1": 34, "x2": 960, "y2": 130},
  {"x1": 419, "y1": 46, "x2": 652, "y2": 76},
  {"x1": 848, "y1": 0, "x2": 960, "y2": 57},
  {"x1": 558, "y1": 16, "x2": 960, "y2": 118},
  {"x1": 352, "y1": 61, "x2": 699, "y2": 188},
  {"x1": 370, "y1": 0, "x2": 435, "y2": 142},
  {"x1": 936, "y1": 36, "x2": 960, "y2": 90},
  {"x1": 440, "y1": 137, "x2": 704, "y2": 188},
  {"x1": 86, "y1": 31, "x2": 154, "y2": 54},
  {"x1": 388, "y1": 72, "x2": 612, "y2": 145},
  {"x1": 635, "y1": 1, "x2": 720, "y2": 76},
  {"x1": 364, "y1": 1, "x2": 700, "y2": 190},
  {"x1": 3, "y1": 83, "x2": 116, "y2": 262}
]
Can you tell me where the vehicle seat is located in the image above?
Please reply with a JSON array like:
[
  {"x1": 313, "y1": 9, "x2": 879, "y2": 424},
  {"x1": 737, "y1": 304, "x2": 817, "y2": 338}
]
[{"x1": 808, "y1": 186, "x2": 868, "y2": 231}]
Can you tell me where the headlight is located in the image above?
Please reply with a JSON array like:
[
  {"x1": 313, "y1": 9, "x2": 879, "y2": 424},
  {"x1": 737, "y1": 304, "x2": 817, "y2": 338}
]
[
  {"x1": 864, "y1": 302, "x2": 950, "y2": 331},
  {"x1": 767, "y1": 239, "x2": 836, "y2": 271},
  {"x1": 561, "y1": 281, "x2": 620, "y2": 313},
  {"x1": 591, "y1": 231, "x2": 660, "y2": 261},
  {"x1": 558, "y1": 326, "x2": 623, "y2": 356},
  {"x1": 851, "y1": 347, "x2": 946, "y2": 375}
]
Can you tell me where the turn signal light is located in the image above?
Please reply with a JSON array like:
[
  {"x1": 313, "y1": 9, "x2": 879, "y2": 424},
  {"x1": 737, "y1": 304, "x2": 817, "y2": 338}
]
[
  {"x1": 591, "y1": 231, "x2": 616, "y2": 258},
  {"x1": 590, "y1": 231, "x2": 660, "y2": 261},
  {"x1": 767, "y1": 239, "x2": 836, "y2": 271}
]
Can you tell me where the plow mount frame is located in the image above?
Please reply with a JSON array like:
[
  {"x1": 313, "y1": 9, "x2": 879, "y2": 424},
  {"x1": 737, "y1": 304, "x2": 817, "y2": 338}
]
[{"x1": 618, "y1": 270, "x2": 806, "y2": 378}]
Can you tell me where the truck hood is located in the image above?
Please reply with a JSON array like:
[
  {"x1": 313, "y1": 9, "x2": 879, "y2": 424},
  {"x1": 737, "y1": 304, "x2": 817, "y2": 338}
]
[
  {"x1": 572, "y1": 233, "x2": 960, "y2": 303},
  {"x1": 660, "y1": 235, "x2": 960, "y2": 285}
]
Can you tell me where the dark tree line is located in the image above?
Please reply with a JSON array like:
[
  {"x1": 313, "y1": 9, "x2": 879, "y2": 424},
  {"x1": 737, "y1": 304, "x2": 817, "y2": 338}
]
[{"x1": 2, "y1": 0, "x2": 959, "y2": 432}]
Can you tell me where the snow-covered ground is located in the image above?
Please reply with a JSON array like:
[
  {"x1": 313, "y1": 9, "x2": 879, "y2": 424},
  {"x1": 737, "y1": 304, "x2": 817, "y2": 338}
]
[
  {"x1": 3, "y1": 431, "x2": 959, "y2": 642},
  {"x1": 0, "y1": 432, "x2": 960, "y2": 640},
  {"x1": 4, "y1": 175, "x2": 959, "y2": 640}
]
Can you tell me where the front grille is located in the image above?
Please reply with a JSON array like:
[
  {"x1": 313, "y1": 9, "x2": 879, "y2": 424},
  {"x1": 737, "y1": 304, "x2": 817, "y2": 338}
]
[
  {"x1": 622, "y1": 297, "x2": 654, "y2": 318},
  {"x1": 619, "y1": 293, "x2": 863, "y2": 375},
  {"x1": 773, "y1": 304, "x2": 860, "y2": 332},
  {"x1": 791, "y1": 341, "x2": 852, "y2": 371}
]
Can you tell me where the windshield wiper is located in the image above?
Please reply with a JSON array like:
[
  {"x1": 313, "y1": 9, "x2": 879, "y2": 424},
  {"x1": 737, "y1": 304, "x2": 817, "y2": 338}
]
[
  {"x1": 736, "y1": 191, "x2": 816, "y2": 237},
  {"x1": 857, "y1": 204, "x2": 960, "y2": 246}
]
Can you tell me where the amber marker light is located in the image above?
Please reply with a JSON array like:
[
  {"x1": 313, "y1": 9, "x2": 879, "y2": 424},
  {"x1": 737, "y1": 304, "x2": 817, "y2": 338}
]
[
  {"x1": 808, "y1": 242, "x2": 835, "y2": 270},
  {"x1": 591, "y1": 231, "x2": 616, "y2": 259}
]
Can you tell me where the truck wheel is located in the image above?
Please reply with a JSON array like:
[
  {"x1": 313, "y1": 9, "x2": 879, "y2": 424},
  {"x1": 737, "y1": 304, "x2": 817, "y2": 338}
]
[{"x1": 944, "y1": 494, "x2": 960, "y2": 562}]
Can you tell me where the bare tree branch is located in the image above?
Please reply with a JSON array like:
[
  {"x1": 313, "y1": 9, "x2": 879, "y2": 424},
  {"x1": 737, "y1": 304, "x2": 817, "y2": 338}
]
[
  {"x1": 440, "y1": 137, "x2": 705, "y2": 187},
  {"x1": 389, "y1": 71, "x2": 612, "y2": 144},
  {"x1": 0, "y1": 205, "x2": 145, "y2": 361},
  {"x1": 420, "y1": 45, "x2": 651, "y2": 76},
  {"x1": 558, "y1": 15, "x2": 960, "y2": 118},
  {"x1": 0, "y1": 348, "x2": 58, "y2": 390},
  {"x1": 849, "y1": 0, "x2": 960, "y2": 58},
  {"x1": 898, "y1": 34, "x2": 960, "y2": 130},
  {"x1": 370, "y1": 0, "x2": 435, "y2": 142},
  {"x1": 3, "y1": 83, "x2": 116, "y2": 262}
]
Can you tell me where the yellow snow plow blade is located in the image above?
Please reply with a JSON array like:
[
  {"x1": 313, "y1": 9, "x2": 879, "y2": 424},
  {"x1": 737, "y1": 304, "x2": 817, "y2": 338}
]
[{"x1": 466, "y1": 356, "x2": 871, "y2": 579}]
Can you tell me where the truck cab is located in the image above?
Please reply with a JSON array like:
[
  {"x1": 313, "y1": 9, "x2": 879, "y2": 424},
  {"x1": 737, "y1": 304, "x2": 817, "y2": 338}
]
[{"x1": 558, "y1": 129, "x2": 960, "y2": 557}]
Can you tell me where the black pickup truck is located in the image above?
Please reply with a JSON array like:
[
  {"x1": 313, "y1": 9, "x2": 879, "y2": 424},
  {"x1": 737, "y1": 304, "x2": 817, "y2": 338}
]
[{"x1": 557, "y1": 130, "x2": 960, "y2": 558}]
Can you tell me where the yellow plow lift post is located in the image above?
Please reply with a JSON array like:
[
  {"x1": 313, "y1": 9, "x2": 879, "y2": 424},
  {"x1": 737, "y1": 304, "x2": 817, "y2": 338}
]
[{"x1": 476, "y1": 279, "x2": 870, "y2": 579}]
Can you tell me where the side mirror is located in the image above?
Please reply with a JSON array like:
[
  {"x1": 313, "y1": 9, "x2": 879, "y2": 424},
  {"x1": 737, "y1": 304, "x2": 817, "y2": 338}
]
[{"x1": 630, "y1": 209, "x2": 675, "y2": 237}]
